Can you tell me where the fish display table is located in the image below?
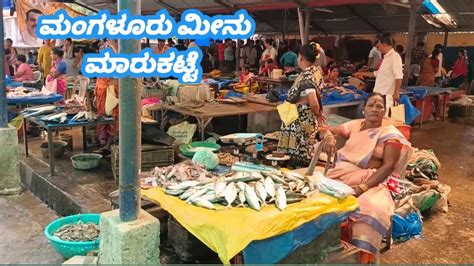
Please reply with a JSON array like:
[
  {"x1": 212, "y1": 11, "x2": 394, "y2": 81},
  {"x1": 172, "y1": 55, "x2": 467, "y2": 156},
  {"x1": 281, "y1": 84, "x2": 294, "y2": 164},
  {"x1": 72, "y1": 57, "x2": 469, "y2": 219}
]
[
  {"x1": 142, "y1": 187, "x2": 358, "y2": 264},
  {"x1": 22, "y1": 116, "x2": 114, "y2": 176},
  {"x1": 158, "y1": 102, "x2": 277, "y2": 140},
  {"x1": 251, "y1": 76, "x2": 294, "y2": 93},
  {"x1": 7, "y1": 94, "x2": 64, "y2": 106}
]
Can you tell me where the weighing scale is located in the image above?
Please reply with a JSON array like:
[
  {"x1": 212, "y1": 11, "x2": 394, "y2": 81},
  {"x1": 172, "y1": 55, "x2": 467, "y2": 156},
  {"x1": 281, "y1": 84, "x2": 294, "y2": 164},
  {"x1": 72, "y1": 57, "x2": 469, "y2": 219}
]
[{"x1": 220, "y1": 133, "x2": 265, "y2": 160}]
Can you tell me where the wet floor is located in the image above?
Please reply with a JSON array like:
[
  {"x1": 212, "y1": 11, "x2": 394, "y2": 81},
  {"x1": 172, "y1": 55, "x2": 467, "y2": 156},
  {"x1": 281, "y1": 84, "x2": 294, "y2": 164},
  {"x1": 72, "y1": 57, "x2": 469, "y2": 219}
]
[
  {"x1": 0, "y1": 191, "x2": 64, "y2": 264},
  {"x1": 0, "y1": 120, "x2": 473, "y2": 264}
]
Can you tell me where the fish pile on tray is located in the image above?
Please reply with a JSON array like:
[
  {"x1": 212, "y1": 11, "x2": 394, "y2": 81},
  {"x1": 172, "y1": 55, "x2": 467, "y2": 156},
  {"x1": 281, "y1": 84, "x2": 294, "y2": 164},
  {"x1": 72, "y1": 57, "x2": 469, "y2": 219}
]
[
  {"x1": 62, "y1": 100, "x2": 84, "y2": 115},
  {"x1": 163, "y1": 171, "x2": 320, "y2": 211},
  {"x1": 141, "y1": 161, "x2": 215, "y2": 189},
  {"x1": 54, "y1": 221, "x2": 100, "y2": 242},
  {"x1": 71, "y1": 111, "x2": 98, "y2": 122}
]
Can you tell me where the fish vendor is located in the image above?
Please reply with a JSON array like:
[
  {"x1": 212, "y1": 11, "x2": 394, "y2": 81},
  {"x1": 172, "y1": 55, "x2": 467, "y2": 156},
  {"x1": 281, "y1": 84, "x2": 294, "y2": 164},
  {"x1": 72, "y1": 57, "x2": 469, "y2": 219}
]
[{"x1": 319, "y1": 93, "x2": 411, "y2": 263}]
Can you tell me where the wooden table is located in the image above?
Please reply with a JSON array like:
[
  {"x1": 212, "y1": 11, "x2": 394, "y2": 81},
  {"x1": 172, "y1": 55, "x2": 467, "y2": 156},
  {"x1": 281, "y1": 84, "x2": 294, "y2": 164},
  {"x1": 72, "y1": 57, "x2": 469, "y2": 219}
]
[
  {"x1": 159, "y1": 102, "x2": 276, "y2": 140},
  {"x1": 23, "y1": 116, "x2": 114, "y2": 176},
  {"x1": 251, "y1": 77, "x2": 293, "y2": 93}
]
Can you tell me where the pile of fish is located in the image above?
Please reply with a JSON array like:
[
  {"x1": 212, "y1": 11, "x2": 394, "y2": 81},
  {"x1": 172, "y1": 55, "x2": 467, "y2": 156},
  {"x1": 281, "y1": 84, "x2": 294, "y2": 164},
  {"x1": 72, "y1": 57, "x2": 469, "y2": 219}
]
[
  {"x1": 41, "y1": 112, "x2": 68, "y2": 123},
  {"x1": 71, "y1": 111, "x2": 98, "y2": 122},
  {"x1": 142, "y1": 161, "x2": 215, "y2": 188},
  {"x1": 62, "y1": 100, "x2": 84, "y2": 115},
  {"x1": 164, "y1": 171, "x2": 320, "y2": 211},
  {"x1": 54, "y1": 221, "x2": 100, "y2": 242},
  {"x1": 22, "y1": 105, "x2": 57, "y2": 118}
]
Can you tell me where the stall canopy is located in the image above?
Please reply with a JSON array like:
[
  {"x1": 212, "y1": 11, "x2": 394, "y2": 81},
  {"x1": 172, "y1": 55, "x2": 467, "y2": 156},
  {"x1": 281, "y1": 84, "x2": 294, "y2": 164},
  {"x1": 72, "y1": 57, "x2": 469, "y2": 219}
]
[{"x1": 74, "y1": 0, "x2": 474, "y2": 34}]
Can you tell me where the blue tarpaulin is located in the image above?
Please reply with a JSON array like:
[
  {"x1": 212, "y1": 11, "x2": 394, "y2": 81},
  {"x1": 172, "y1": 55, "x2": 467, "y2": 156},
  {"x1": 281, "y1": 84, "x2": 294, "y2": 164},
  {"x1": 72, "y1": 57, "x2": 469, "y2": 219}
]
[
  {"x1": 242, "y1": 212, "x2": 351, "y2": 264},
  {"x1": 322, "y1": 85, "x2": 368, "y2": 105},
  {"x1": 7, "y1": 94, "x2": 63, "y2": 105}
]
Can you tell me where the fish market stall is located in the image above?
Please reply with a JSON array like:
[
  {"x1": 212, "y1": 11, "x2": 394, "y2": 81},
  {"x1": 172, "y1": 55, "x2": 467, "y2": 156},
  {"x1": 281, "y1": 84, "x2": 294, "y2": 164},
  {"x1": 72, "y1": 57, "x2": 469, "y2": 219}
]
[
  {"x1": 21, "y1": 105, "x2": 114, "y2": 175},
  {"x1": 141, "y1": 164, "x2": 358, "y2": 264},
  {"x1": 7, "y1": 86, "x2": 64, "y2": 106},
  {"x1": 158, "y1": 102, "x2": 277, "y2": 140}
]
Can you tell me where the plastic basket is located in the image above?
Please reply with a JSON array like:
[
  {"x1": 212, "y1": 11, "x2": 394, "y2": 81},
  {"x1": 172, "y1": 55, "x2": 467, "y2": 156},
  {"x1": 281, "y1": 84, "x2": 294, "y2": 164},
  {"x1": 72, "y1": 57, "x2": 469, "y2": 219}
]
[
  {"x1": 111, "y1": 144, "x2": 174, "y2": 180},
  {"x1": 44, "y1": 213, "x2": 100, "y2": 259}
]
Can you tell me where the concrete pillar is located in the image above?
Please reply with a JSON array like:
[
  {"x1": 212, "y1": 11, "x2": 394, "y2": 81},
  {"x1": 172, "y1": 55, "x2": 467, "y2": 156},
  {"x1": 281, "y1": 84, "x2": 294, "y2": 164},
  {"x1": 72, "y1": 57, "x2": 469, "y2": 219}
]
[
  {"x1": 0, "y1": 126, "x2": 21, "y2": 195},
  {"x1": 98, "y1": 209, "x2": 160, "y2": 264},
  {"x1": 402, "y1": 0, "x2": 421, "y2": 87},
  {"x1": 298, "y1": 8, "x2": 306, "y2": 45}
]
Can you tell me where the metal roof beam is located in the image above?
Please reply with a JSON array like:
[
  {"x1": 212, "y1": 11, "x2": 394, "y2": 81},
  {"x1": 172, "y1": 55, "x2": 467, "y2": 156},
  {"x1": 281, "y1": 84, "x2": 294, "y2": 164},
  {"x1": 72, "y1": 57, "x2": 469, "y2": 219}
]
[
  {"x1": 212, "y1": 0, "x2": 283, "y2": 34},
  {"x1": 346, "y1": 5, "x2": 383, "y2": 33}
]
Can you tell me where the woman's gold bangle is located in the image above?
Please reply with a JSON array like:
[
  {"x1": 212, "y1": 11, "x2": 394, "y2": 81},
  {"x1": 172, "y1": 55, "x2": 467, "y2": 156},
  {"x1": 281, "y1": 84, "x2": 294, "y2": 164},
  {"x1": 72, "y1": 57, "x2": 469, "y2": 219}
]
[{"x1": 358, "y1": 184, "x2": 369, "y2": 192}]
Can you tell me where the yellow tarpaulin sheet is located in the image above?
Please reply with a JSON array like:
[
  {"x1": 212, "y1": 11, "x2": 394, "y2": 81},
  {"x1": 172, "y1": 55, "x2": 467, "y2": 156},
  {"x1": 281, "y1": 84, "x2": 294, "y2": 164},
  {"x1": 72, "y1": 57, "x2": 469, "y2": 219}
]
[{"x1": 142, "y1": 188, "x2": 358, "y2": 264}]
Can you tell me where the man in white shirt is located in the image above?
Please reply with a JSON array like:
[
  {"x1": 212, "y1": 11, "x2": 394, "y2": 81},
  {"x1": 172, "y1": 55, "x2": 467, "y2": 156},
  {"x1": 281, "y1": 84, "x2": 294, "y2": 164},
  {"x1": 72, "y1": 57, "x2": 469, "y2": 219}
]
[
  {"x1": 367, "y1": 40, "x2": 382, "y2": 70},
  {"x1": 21, "y1": 9, "x2": 44, "y2": 47},
  {"x1": 355, "y1": 34, "x2": 403, "y2": 115}
]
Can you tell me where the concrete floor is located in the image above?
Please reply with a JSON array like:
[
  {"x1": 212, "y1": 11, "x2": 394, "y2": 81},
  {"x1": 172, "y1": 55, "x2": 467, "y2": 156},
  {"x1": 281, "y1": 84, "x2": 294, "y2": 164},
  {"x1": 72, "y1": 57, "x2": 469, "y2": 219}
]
[
  {"x1": 1, "y1": 119, "x2": 473, "y2": 264},
  {"x1": 0, "y1": 191, "x2": 63, "y2": 264}
]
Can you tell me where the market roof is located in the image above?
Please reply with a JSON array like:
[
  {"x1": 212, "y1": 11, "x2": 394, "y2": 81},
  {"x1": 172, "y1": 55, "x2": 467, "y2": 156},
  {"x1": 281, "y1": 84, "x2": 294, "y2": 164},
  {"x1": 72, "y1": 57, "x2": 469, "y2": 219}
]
[{"x1": 74, "y1": 0, "x2": 474, "y2": 34}]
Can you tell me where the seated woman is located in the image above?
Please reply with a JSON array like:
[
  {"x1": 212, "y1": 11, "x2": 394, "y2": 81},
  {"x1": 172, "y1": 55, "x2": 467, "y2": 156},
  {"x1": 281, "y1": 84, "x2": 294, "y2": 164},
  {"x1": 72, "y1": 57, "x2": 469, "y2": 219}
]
[
  {"x1": 324, "y1": 65, "x2": 340, "y2": 88},
  {"x1": 230, "y1": 65, "x2": 255, "y2": 92},
  {"x1": 449, "y1": 49, "x2": 468, "y2": 88},
  {"x1": 13, "y1": 54, "x2": 34, "y2": 82},
  {"x1": 320, "y1": 93, "x2": 411, "y2": 262},
  {"x1": 259, "y1": 59, "x2": 278, "y2": 77}
]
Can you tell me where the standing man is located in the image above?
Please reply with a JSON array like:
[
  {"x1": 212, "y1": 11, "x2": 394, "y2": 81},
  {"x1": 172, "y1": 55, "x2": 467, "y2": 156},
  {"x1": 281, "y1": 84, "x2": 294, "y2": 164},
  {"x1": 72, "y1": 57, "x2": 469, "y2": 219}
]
[
  {"x1": 411, "y1": 42, "x2": 427, "y2": 66},
  {"x1": 355, "y1": 34, "x2": 403, "y2": 115},
  {"x1": 153, "y1": 39, "x2": 169, "y2": 54},
  {"x1": 367, "y1": 39, "x2": 382, "y2": 70},
  {"x1": 244, "y1": 39, "x2": 257, "y2": 68},
  {"x1": 4, "y1": 38, "x2": 18, "y2": 76}
]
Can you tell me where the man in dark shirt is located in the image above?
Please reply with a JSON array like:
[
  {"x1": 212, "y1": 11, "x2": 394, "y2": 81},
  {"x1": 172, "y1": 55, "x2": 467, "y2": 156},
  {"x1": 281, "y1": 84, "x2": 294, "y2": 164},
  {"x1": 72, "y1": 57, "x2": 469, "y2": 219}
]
[
  {"x1": 174, "y1": 40, "x2": 187, "y2": 51},
  {"x1": 411, "y1": 42, "x2": 427, "y2": 65}
]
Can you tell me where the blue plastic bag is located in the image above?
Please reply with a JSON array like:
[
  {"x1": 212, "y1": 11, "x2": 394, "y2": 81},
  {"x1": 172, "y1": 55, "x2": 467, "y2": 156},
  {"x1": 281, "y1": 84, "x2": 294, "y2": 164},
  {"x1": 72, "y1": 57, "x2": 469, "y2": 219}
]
[
  {"x1": 392, "y1": 212, "x2": 423, "y2": 242},
  {"x1": 400, "y1": 94, "x2": 421, "y2": 125}
]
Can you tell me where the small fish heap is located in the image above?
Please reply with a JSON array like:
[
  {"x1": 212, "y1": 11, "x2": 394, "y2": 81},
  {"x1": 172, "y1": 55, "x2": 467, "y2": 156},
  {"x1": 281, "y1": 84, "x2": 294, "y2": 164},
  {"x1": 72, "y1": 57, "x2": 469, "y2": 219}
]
[
  {"x1": 164, "y1": 171, "x2": 319, "y2": 211},
  {"x1": 71, "y1": 111, "x2": 98, "y2": 122},
  {"x1": 41, "y1": 112, "x2": 68, "y2": 123},
  {"x1": 22, "y1": 105, "x2": 57, "y2": 118},
  {"x1": 54, "y1": 221, "x2": 100, "y2": 242},
  {"x1": 141, "y1": 161, "x2": 215, "y2": 189}
]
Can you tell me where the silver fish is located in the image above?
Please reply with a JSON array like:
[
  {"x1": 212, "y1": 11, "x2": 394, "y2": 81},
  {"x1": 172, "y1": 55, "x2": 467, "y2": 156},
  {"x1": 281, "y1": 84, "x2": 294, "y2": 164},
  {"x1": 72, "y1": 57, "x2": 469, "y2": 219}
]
[
  {"x1": 168, "y1": 180, "x2": 200, "y2": 191},
  {"x1": 244, "y1": 184, "x2": 261, "y2": 211},
  {"x1": 263, "y1": 172, "x2": 289, "y2": 185},
  {"x1": 237, "y1": 191, "x2": 246, "y2": 207},
  {"x1": 194, "y1": 198, "x2": 216, "y2": 210},
  {"x1": 255, "y1": 181, "x2": 268, "y2": 205},
  {"x1": 264, "y1": 177, "x2": 276, "y2": 201},
  {"x1": 165, "y1": 189, "x2": 184, "y2": 196},
  {"x1": 224, "y1": 182, "x2": 237, "y2": 207},
  {"x1": 186, "y1": 187, "x2": 210, "y2": 203},
  {"x1": 275, "y1": 185, "x2": 287, "y2": 211},
  {"x1": 296, "y1": 181, "x2": 306, "y2": 192},
  {"x1": 201, "y1": 191, "x2": 219, "y2": 203},
  {"x1": 167, "y1": 165, "x2": 178, "y2": 179},
  {"x1": 236, "y1": 181, "x2": 247, "y2": 192},
  {"x1": 179, "y1": 188, "x2": 197, "y2": 200},
  {"x1": 214, "y1": 178, "x2": 227, "y2": 198},
  {"x1": 301, "y1": 186, "x2": 310, "y2": 195}
]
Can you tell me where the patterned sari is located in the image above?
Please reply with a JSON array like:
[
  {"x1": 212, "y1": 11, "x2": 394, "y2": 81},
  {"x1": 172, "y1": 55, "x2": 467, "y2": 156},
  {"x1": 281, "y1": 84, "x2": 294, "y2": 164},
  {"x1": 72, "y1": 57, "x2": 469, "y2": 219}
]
[
  {"x1": 278, "y1": 66, "x2": 323, "y2": 165},
  {"x1": 95, "y1": 78, "x2": 119, "y2": 145},
  {"x1": 326, "y1": 119, "x2": 411, "y2": 255}
]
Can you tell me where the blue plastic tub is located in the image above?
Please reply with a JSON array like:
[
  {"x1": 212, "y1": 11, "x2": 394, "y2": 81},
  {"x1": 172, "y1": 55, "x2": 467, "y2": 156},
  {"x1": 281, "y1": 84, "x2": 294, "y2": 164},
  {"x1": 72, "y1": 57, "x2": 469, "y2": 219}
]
[{"x1": 44, "y1": 213, "x2": 101, "y2": 259}]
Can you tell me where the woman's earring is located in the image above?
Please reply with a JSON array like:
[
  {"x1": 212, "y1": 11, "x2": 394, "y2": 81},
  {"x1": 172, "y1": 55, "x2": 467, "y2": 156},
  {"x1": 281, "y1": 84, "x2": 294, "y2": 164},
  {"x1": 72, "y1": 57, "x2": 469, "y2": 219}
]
[{"x1": 362, "y1": 110, "x2": 365, "y2": 115}]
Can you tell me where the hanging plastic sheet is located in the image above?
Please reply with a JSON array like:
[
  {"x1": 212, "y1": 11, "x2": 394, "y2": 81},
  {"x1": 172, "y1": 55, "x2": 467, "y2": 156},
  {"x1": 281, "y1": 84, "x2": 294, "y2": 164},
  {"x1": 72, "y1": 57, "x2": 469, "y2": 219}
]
[
  {"x1": 242, "y1": 212, "x2": 351, "y2": 264},
  {"x1": 142, "y1": 187, "x2": 358, "y2": 264},
  {"x1": 400, "y1": 94, "x2": 421, "y2": 125}
]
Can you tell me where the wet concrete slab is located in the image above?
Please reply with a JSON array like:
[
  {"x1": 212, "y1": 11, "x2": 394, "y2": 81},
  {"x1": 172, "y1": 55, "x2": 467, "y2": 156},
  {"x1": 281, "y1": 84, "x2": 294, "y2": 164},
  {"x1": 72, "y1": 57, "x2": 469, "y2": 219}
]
[
  {"x1": 0, "y1": 191, "x2": 64, "y2": 264},
  {"x1": 19, "y1": 128, "x2": 117, "y2": 216}
]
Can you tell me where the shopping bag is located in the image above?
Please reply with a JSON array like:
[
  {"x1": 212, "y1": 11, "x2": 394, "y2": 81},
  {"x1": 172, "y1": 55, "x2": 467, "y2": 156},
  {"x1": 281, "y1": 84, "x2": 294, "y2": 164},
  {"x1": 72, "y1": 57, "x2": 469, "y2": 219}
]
[
  {"x1": 105, "y1": 85, "x2": 119, "y2": 116},
  {"x1": 42, "y1": 77, "x2": 57, "y2": 95},
  {"x1": 167, "y1": 121, "x2": 197, "y2": 144},
  {"x1": 390, "y1": 104, "x2": 406, "y2": 122},
  {"x1": 277, "y1": 101, "x2": 299, "y2": 126}
]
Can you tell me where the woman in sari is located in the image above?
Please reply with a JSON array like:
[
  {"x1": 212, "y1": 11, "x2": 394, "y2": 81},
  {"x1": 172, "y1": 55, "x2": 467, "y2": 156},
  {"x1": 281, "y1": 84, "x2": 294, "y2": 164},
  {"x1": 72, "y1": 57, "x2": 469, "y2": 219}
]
[
  {"x1": 417, "y1": 50, "x2": 439, "y2": 86},
  {"x1": 320, "y1": 93, "x2": 411, "y2": 262},
  {"x1": 278, "y1": 44, "x2": 325, "y2": 166},
  {"x1": 94, "y1": 40, "x2": 119, "y2": 155},
  {"x1": 46, "y1": 47, "x2": 67, "y2": 98}
]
